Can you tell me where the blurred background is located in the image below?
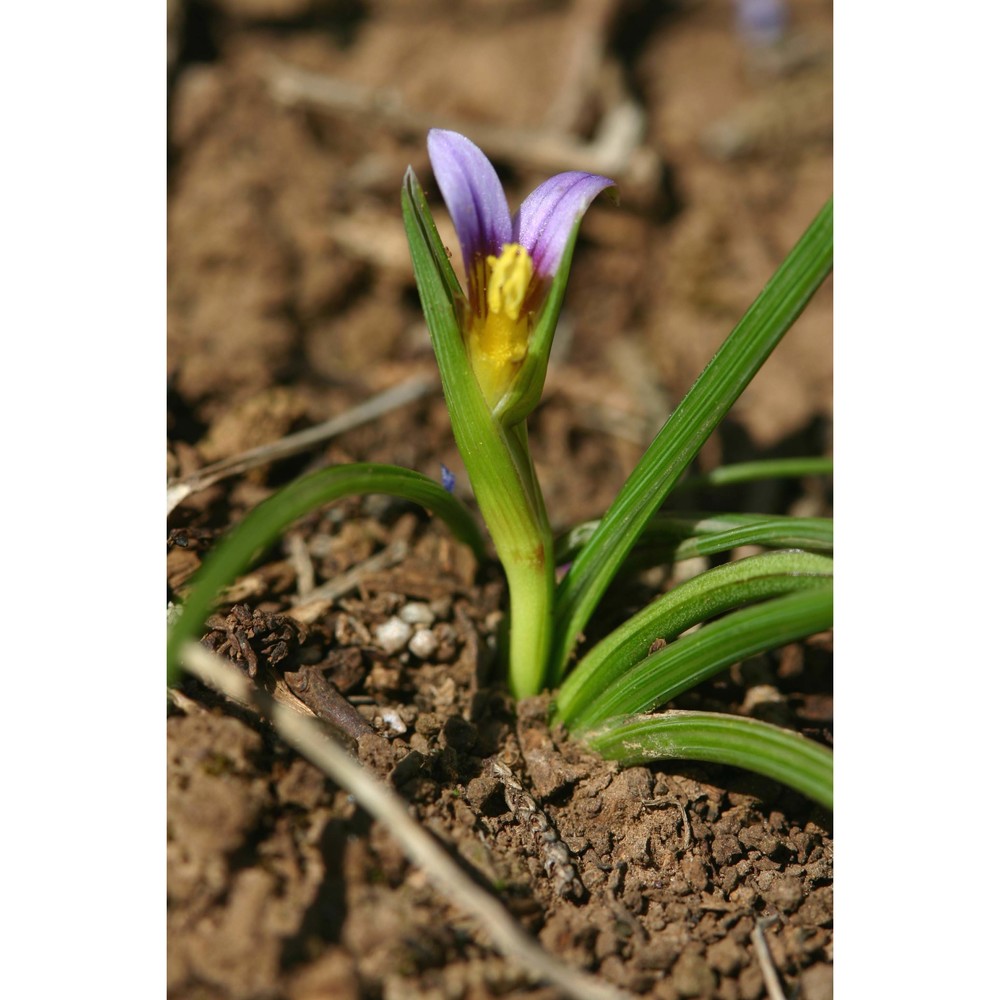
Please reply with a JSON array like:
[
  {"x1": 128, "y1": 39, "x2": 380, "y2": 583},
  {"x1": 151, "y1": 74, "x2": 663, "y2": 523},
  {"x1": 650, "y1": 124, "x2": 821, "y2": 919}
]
[{"x1": 167, "y1": 0, "x2": 832, "y2": 529}]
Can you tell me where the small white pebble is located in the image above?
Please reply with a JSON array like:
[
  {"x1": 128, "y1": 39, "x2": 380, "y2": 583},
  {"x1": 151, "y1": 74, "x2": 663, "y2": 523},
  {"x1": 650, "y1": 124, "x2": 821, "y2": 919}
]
[
  {"x1": 374, "y1": 616, "x2": 412, "y2": 654},
  {"x1": 407, "y1": 628, "x2": 439, "y2": 659},
  {"x1": 399, "y1": 601, "x2": 435, "y2": 626},
  {"x1": 378, "y1": 709, "x2": 407, "y2": 735},
  {"x1": 742, "y1": 684, "x2": 785, "y2": 711}
]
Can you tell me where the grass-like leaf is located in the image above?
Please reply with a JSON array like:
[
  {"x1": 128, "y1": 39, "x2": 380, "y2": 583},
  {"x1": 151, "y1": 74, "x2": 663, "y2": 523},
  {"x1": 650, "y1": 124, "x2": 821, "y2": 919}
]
[
  {"x1": 553, "y1": 551, "x2": 832, "y2": 717},
  {"x1": 401, "y1": 168, "x2": 470, "y2": 403},
  {"x1": 582, "y1": 711, "x2": 832, "y2": 810},
  {"x1": 674, "y1": 456, "x2": 832, "y2": 491},
  {"x1": 561, "y1": 583, "x2": 832, "y2": 732},
  {"x1": 166, "y1": 463, "x2": 484, "y2": 685},
  {"x1": 556, "y1": 513, "x2": 833, "y2": 567},
  {"x1": 551, "y1": 199, "x2": 833, "y2": 676}
]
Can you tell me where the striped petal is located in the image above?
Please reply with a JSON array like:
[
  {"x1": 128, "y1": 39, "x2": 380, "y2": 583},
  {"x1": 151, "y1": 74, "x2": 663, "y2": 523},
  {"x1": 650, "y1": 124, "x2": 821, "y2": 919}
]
[
  {"x1": 428, "y1": 129, "x2": 512, "y2": 278},
  {"x1": 513, "y1": 171, "x2": 615, "y2": 279}
]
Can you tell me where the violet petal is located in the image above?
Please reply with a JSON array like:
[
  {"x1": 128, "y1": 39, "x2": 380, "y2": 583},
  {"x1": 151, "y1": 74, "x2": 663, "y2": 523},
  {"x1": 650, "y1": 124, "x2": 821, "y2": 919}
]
[
  {"x1": 428, "y1": 129, "x2": 512, "y2": 277},
  {"x1": 513, "y1": 171, "x2": 615, "y2": 278}
]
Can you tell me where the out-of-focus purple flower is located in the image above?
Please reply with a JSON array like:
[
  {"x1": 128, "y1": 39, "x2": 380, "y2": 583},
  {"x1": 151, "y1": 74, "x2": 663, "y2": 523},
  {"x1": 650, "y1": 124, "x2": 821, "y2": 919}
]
[
  {"x1": 440, "y1": 463, "x2": 456, "y2": 494},
  {"x1": 427, "y1": 129, "x2": 614, "y2": 409},
  {"x1": 733, "y1": 0, "x2": 787, "y2": 46}
]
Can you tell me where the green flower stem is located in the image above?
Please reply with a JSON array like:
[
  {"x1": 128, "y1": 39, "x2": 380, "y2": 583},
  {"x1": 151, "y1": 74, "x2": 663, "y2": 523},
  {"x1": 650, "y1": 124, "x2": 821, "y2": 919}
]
[
  {"x1": 502, "y1": 421, "x2": 555, "y2": 697},
  {"x1": 460, "y1": 432, "x2": 552, "y2": 695},
  {"x1": 482, "y1": 420, "x2": 554, "y2": 700},
  {"x1": 166, "y1": 463, "x2": 484, "y2": 686},
  {"x1": 563, "y1": 583, "x2": 833, "y2": 733},
  {"x1": 553, "y1": 551, "x2": 832, "y2": 722},
  {"x1": 582, "y1": 711, "x2": 832, "y2": 810},
  {"x1": 504, "y1": 537, "x2": 555, "y2": 699}
]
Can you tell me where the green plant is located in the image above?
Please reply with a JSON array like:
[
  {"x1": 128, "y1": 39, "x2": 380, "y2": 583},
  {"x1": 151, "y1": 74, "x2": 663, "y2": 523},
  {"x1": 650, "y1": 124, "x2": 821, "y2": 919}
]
[{"x1": 168, "y1": 130, "x2": 833, "y2": 809}]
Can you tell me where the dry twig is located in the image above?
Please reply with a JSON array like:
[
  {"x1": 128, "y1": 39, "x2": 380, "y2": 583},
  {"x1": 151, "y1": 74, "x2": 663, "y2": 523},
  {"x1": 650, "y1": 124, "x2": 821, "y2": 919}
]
[
  {"x1": 752, "y1": 918, "x2": 788, "y2": 1000},
  {"x1": 282, "y1": 664, "x2": 374, "y2": 741},
  {"x1": 263, "y1": 58, "x2": 662, "y2": 200},
  {"x1": 167, "y1": 375, "x2": 435, "y2": 515},
  {"x1": 287, "y1": 539, "x2": 408, "y2": 624},
  {"x1": 641, "y1": 794, "x2": 692, "y2": 849}
]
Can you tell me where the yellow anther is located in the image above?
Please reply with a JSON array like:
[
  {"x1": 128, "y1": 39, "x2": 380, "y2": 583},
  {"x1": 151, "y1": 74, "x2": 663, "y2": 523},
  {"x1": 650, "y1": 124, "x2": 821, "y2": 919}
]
[
  {"x1": 468, "y1": 244, "x2": 534, "y2": 408},
  {"x1": 486, "y1": 244, "x2": 533, "y2": 321}
]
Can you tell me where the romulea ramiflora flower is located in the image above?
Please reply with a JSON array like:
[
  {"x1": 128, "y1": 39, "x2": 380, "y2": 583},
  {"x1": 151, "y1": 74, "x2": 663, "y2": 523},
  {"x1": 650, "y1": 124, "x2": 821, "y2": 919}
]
[{"x1": 428, "y1": 129, "x2": 614, "y2": 415}]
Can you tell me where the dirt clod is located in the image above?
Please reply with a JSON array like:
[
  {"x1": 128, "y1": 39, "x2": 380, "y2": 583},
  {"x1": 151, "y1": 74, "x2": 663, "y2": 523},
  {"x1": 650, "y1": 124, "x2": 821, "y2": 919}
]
[
  {"x1": 799, "y1": 962, "x2": 834, "y2": 1000},
  {"x1": 673, "y1": 948, "x2": 717, "y2": 998}
]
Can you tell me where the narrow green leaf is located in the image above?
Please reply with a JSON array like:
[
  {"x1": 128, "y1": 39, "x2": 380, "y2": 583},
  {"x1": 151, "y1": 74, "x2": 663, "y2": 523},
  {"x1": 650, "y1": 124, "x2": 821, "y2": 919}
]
[
  {"x1": 553, "y1": 551, "x2": 832, "y2": 721},
  {"x1": 675, "y1": 456, "x2": 833, "y2": 491},
  {"x1": 166, "y1": 463, "x2": 484, "y2": 685},
  {"x1": 669, "y1": 517, "x2": 831, "y2": 557},
  {"x1": 583, "y1": 711, "x2": 832, "y2": 810},
  {"x1": 563, "y1": 584, "x2": 833, "y2": 732},
  {"x1": 553, "y1": 199, "x2": 833, "y2": 672},
  {"x1": 401, "y1": 168, "x2": 469, "y2": 395},
  {"x1": 555, "y1": 513, "x2": 833, "y2": 567}
]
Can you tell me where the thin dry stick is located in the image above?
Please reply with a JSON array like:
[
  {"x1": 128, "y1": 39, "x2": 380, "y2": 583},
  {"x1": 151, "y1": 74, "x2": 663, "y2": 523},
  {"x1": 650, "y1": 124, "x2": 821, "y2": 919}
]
[
  {"x1": 167, "y1": 374, "x2": 435, "y2": 515},
  {"x1": 179, "y1": 642, "x2": 633, "y2": 1000},
  {"x1": 287, "y1": 539, "x2": 408, "y2": 622},
  {"x1": 752, "y1": 918, "x2": 788, "y2": 1000},
  {"x1": 641, "y1": 795, "x2": 692, "y2": 849},
  {"x1": 264, "y1": 58, "x2": 659, "y2": 194},
  {"x1": 287, "y1": 533, "x2": 315, "y2": 598}
]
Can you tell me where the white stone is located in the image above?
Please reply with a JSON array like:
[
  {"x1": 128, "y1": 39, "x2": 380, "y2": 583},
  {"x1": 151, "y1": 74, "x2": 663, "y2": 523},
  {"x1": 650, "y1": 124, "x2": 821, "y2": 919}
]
[
  {"x1": 407, "y1": 628, "x2": 439, "y2": 659},
  {"x1": 399, "y1": 601, "x2": 435, "y2": 626},
  {"x1": 378, "y1": 709, "x2": 407, "y2": 735},
  {"x1": 374, "y1": 616, "x2": 412, "y2": 654}
]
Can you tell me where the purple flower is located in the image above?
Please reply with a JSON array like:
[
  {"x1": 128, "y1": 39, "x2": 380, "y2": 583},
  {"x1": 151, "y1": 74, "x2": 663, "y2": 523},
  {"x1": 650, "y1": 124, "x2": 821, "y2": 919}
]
[
  {"x1": 427, "y1": 129, "x2": 614, "y2": 409},
  {"x1": 440, "y1": 463, "x2": 456, "y2": 494}
]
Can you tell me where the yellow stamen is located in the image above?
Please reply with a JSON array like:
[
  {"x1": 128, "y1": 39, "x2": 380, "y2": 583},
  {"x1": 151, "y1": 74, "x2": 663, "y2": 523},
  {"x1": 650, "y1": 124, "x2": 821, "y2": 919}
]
[
  {"x1": 487, "y1": 243, "x2": 533, "y2": 321},
  {"x1": 469, "y1": 243, "x2": 534, "y2": 407}
]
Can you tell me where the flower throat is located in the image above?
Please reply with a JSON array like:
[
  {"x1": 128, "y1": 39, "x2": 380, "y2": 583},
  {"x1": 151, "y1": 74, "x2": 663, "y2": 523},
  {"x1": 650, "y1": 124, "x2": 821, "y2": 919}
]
[{"x1": 469, "y1": 243, "x2": 534, "y2": 407}]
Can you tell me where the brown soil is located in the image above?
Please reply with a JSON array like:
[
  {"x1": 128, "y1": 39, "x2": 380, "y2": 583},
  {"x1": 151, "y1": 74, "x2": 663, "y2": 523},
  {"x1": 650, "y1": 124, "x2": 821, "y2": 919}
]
[{"x1": 167, "y1": 2, "x2": 833, "y2": 998}]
